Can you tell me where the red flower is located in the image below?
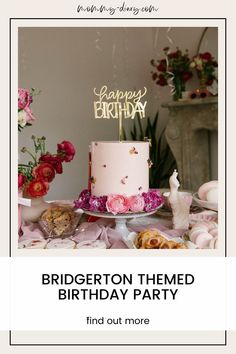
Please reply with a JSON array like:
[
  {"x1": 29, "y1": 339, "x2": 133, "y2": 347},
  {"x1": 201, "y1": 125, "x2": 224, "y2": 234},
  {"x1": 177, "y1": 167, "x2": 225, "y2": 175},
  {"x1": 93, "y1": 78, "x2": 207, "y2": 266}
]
[
  {"x1": 26, "y1": 179, "x2": 49, "y2": 198},
  {"x1": 32, "y1": 163, "x2": 55, "y2": 182},
  {"x1": 157, "y1": 74, "x2": 167, "y2": 86},
  {"x1": 182, "y1": 71, "x2": 193, "y2": 82},
  {"x1": 39, "y1": 154, "x2": 63, "y2": 174},
  {"x1": 168, "y1": 51, "x2": 178, "y2": 59},
  {"x1": 18, "y1": 173, "x2": 26, "y2": 189},
  {"x1": 200, "y1": 52, "x2": 212, "y2": 61},
  {"x1": 57, "y1": 141, "x2": 76, "y2": 162},
  {"x1": 157, "y1": 59, "x2": 167, "y2": 72}
]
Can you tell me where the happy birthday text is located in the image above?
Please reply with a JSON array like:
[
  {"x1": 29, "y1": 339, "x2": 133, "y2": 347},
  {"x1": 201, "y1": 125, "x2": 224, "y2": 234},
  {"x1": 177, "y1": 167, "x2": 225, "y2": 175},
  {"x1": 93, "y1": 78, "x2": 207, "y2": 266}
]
[{"x1": 93, "y1": 85, "x2": 147, "y2": 119}]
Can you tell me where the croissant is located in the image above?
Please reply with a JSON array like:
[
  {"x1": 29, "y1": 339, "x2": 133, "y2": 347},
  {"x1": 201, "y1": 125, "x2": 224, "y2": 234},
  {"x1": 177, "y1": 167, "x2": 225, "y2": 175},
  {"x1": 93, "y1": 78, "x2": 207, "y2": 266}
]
[{"x1": 135, "y1": 229, "x2": 187, "y2": 249}]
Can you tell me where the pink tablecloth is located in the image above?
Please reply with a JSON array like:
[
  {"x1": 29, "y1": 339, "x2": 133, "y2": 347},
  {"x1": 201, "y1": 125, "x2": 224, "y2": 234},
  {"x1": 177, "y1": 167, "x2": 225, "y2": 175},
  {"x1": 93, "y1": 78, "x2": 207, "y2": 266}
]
[{"x1": 19, "y1": 217, "x2": 187, "y2": 249}]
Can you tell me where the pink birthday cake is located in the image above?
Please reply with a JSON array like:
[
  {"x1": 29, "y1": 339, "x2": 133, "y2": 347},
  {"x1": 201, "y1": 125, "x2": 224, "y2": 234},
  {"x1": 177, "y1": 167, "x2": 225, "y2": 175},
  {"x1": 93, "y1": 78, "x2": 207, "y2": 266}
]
[{"x1": 74, "y1": 141, "x2": 163, "y2": 214}]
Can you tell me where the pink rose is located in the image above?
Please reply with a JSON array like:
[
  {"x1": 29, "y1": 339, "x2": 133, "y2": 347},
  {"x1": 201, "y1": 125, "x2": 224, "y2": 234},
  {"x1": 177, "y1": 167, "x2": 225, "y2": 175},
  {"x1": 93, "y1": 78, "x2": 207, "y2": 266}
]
[
  {"x1": 18, "y1": 88, "x2": 32, "y2": 110},
  {"x1": 57, "y1": 140, "x2": 76, "y2": 162},
  {"x1": 128, "y1": 195, "x2": 145, "y2": 212},
  {"x1": 106, "y1": 195, "x2": 130, "y2": 215},
  {"x1": 24, "y1": 105, "x2": 36, "y2": 123}
]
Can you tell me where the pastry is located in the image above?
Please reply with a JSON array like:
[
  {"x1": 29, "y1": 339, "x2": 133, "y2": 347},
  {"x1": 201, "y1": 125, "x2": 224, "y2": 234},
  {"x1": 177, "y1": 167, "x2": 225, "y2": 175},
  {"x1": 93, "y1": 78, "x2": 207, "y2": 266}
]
[
  {"x1": 134, "y1": 229, "x2": 187, "y2": 249},
  {"x1": 18, "y1": 239, "x2": 48, "y2": 249},
  {"x1": 40, "y1": 206, "x2": 79, "y2": 237},
  {"x1": 46, "y1": 239, "x2": 76, "y2": 249},
  {"x1": 76, "y1": 240, "x2": 107, "y2": 249}
]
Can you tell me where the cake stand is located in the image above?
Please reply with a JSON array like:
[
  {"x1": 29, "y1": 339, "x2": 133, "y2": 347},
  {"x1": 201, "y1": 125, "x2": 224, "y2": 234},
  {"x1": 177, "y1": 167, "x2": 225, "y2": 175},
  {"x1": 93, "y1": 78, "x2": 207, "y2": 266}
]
[{"x1": 83, "y1": 206, "x2": 163, "y2": 237}]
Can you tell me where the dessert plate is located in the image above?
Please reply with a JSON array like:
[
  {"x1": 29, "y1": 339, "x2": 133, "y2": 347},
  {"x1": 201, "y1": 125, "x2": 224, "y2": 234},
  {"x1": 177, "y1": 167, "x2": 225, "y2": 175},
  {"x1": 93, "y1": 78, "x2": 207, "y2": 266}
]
[
  {"x1": 193, "y1": 192, "x2": 218, "y2": 211},
  {"x1": 123, "y1": 231, "x2": 197, "y2": 249}
]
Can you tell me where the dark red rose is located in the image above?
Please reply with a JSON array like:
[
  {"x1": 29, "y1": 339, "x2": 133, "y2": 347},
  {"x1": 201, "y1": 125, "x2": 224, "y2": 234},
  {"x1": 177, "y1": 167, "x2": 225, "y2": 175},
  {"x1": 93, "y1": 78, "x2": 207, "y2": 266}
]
[
  {"x1": 39, "y1": 154, "x2": 63, "y2": 174},
  {"x1": 182, "y1": 71, "x2": 193, "y2": 82},
  {"x1": 32, "y1": 163, "x2": 55, "y2": 182},
  {"x1": 18, "y1": 173, "x2": 26, "y2": 189},
  {"x1": 168, "y1": 51, "x2": 178, "y2": 59},
  {"x1": 157, "y1": 59, "x2": 167, "y2": 72},
  {"x1": 200, "y1": 52, "x2": 212, "y2": 61},
  {"x1": 57, "y1": 140, "x2": 76, "y2": 162},
  {"x1": 26, "y1": 178, "x2": 49, "y2": 198},
  {"x1": 157, "y1": 74, "x2": 167, "y2": 86}
]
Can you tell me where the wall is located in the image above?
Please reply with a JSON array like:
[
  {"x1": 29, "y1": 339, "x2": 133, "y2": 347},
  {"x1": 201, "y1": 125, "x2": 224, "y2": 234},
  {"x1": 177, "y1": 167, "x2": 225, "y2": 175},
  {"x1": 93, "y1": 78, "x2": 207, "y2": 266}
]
[{"x1": 18, "y1": 26, "x2": 214, "y2": 200}]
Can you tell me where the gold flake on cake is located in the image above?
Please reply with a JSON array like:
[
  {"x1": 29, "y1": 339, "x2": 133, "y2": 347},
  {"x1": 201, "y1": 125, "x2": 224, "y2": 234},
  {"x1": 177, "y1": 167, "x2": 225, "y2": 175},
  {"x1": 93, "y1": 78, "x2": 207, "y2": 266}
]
[
  {"x1": 90, "y1": 176, "x2": 96, "y2": 184},
  {"x1": 147, "y1": 159, "x2": 153, "y2": 168},
  {"x1": 121, "y1": 176, "x2": 128, "y2": 184},
  {"x1": 129, "y1": 147, "x2": 138, "y2": 155}
]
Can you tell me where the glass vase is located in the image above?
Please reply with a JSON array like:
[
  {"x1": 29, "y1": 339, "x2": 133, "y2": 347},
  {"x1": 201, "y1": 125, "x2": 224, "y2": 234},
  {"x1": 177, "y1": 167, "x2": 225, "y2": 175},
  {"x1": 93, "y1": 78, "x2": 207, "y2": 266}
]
[{"x1": 173, "y1": 75, "x2": 185, "y2": 101}]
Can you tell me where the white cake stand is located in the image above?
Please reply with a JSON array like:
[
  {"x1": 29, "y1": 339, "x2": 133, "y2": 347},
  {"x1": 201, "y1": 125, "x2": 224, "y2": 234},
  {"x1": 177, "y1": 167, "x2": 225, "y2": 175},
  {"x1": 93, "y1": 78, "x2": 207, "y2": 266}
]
[{"x1": 83, "y1": 206, "x2": 163, "y2": 237}]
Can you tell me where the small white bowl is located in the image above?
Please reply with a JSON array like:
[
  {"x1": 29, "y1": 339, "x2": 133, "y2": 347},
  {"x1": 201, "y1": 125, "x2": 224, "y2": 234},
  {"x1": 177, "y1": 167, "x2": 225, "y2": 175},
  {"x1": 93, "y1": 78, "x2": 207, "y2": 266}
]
[{"x1": 193, "y1": 192, "x2": 218, "y2": 211}]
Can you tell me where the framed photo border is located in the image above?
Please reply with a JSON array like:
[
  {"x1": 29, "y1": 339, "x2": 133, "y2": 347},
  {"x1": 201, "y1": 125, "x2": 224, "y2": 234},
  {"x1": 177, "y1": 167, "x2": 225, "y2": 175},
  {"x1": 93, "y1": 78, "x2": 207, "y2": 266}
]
[{"x1": 9, "y1": 17, "x2": 227, "y2": 347}]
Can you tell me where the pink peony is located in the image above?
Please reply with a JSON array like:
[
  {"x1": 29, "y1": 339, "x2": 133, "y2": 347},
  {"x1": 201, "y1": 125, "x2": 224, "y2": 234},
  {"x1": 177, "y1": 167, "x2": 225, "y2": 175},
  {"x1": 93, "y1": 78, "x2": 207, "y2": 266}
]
[
  {"x1": 128, "y1": 195, "x2": 145, "y2": 213},
  {"x1": 24, "y1": 105, "x2": 36, "y2": 123},
  {"x1": 106, "y1": 195, "x2": 130, "y2": 215},
  {"x1": 57, "y1": 141, "x2": 76, "y2": 162},
  {"x1": 18, "y1": 88, "x2": 32, "y2": 110}
]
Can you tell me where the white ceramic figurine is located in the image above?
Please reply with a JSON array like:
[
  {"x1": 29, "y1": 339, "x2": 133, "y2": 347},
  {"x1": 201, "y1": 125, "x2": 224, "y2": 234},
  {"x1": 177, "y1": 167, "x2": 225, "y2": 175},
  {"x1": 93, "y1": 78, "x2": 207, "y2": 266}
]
[{"x1": 168, "y1": 170, "x2": 192, "y2": 229}]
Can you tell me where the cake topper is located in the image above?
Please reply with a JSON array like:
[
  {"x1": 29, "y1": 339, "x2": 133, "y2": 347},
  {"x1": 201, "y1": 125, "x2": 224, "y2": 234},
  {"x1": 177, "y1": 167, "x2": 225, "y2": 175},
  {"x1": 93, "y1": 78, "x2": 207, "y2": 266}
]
[{"x1": 93, "y1": 85, "x2": 147, "y2": 141}]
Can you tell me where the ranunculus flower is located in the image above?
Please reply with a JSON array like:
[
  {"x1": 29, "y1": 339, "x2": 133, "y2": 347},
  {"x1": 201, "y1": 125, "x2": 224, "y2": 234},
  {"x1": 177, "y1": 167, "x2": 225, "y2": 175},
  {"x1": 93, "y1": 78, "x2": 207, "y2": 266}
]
[
  {"x1": 39, "y1": 154, "x2": 63, "y2": 174},
  {"x1": 128, "y1": 195, "x2": 145, "y2": 213},
  {"x1": 18, "y1": 110, "x2": 27, "y2": 128},
  {"x1": 106, "y1": 195, "x2": 130, "y2": 215},
  {"x1": 26, "y1": 178, "x2": 49, "y2": 198},
  {"x1": 18, "y1": 173, "x2": 26, "y2": 189},
  {"x1": 32, "y1": 163, "x2": 55, "y2": 182},
  {"x1": 18, "y1": 88, "x2": 32, "y2": 110},
  {"x1": 57, "y1": 141, "x2": 76, "y2": 162}
]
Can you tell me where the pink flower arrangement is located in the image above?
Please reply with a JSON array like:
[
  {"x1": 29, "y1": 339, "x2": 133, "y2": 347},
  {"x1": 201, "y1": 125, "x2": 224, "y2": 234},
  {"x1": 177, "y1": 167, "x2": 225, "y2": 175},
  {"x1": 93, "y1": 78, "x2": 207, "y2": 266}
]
[
  {"x1": 74, "y1": 190, "x2": 164, "y2": 215},
  {"x1": 18, "y1": 88, "x2": 39, "y2": 131}
]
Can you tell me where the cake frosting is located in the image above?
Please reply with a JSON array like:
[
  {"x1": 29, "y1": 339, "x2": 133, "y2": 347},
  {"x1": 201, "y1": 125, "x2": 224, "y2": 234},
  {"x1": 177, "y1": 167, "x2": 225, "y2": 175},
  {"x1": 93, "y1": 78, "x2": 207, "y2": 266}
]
[
  {"x1": 74, "y1": 140, "x2": 164, "y2": 214},
  {"x1": 90, "y1": 141, "x2": 149, "y2": 197}
]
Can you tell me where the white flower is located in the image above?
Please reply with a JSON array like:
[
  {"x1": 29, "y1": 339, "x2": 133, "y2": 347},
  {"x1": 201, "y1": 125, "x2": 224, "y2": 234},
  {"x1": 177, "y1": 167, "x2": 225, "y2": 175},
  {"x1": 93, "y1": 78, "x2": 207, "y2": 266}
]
[
  {"x1": 18, "y1": 110, "x2": 27, "y2": 127},
  {"x1": 190, "y1": 61, "x2": 196, "y2": 68}
]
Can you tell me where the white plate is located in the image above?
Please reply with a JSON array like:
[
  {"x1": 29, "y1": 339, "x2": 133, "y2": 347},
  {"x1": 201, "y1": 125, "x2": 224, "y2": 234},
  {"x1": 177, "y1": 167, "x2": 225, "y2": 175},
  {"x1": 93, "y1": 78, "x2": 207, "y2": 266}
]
[
  {"x1": 123, "y1": 232, "x2": 196, "y2": 249},
  {"x1": 193, "y1": 192, "x2": 218, "y2": 211}
]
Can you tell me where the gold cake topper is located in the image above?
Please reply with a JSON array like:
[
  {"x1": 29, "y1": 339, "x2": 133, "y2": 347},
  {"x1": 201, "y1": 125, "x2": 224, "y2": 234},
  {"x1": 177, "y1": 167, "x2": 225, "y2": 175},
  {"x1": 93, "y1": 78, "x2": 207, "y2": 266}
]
[{"x1": 94, "y1": 85, "x2": 147, "y2": 141}]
